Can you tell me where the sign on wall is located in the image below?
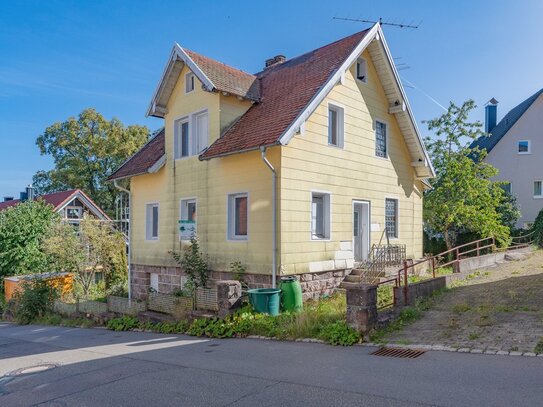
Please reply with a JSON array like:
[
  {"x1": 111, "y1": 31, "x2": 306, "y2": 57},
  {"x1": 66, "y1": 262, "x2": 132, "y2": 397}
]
[{"x1": 179, "y1": 219, "x2": 197, "y2": 240}]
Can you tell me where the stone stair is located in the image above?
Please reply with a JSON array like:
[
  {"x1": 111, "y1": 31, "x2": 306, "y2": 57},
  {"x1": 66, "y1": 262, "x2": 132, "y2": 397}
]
[{"x1": 342, "y1": 267, "x2": 385, "y2": 285}]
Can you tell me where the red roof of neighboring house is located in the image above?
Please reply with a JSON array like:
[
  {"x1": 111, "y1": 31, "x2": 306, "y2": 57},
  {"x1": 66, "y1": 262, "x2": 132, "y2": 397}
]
[
  {"x1": 109, "y1": 29, "x2": 370, "y2": 178},
  {"x1": 0, "y1": 189, "x2": 110, "y2": 220},
  {"x1": 107, "y1": 129, "x2": 165, "y2": 181},
  {"x1": 201, "y1": 29, "x2": 370, "y2": 159}
]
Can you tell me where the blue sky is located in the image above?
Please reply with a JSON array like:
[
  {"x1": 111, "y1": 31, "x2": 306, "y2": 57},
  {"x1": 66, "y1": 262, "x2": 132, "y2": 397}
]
[{"x1": 1, "y1": 0, "x2": 542, "y2": 198}]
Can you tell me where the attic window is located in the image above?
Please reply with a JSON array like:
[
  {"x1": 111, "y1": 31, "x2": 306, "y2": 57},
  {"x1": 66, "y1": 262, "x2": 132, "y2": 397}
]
[
  {"x1": 185, "y1": 73, "x2": 195, "y2": 93},
  {"x1": 356, "y1": 58, "x2": 367, "y2": 83}
]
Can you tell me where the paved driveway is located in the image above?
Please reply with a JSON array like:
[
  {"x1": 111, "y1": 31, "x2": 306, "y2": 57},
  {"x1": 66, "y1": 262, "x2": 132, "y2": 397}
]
[
  {"x1": 386, "y1": 250, "x2": 543, "y2": 353},
  {"x1": 1, "y1": 323, "x2": 542, "y2": 406}
]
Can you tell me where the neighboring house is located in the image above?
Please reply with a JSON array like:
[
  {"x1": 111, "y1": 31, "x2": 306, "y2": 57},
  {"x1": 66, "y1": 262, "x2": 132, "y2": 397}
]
[
  {"x1": 0, "y1": 187, "x2": 110, "y2": 223},
  {"x1": 108, "y1": 23, "x2": 434, "y2": 300},
  {"x1": 471, "y1": 89, "x2": 543, "y2": 229}
]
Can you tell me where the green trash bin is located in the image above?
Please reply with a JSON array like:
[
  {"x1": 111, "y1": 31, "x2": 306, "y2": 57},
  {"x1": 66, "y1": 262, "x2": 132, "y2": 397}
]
[
  {"x1": 248, "y1": 288, "x2": 281, "y2": 316},
  {"x1": 280, "y1": 276, "x2": 303, "y2": 313}
]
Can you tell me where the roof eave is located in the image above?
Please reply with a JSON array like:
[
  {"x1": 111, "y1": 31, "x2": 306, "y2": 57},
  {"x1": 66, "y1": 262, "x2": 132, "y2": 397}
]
[{"x1": 199, "y1": 142, "x2": 279, "y2": 161}]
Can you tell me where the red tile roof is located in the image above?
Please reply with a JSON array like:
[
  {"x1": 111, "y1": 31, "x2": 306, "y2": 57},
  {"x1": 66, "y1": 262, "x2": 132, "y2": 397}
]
[
  {"x1": 0, "y1": 189, "x2": 79, "y2": 211},
  {"x1": 0, "y1": 189, "x2": 110, "y2": 220},
  {"x1": 185, "y1": 50, "x2": 260, "y2": 102},
  {"x1": 107, "y1": 129, "x2": 165, "y2": 181},
  {"x1": 109, "y1": 30, "x2": 370, "y2": 178},
  {"x1": 201, "y1": 29, "x2": 370, "y2": 159}
]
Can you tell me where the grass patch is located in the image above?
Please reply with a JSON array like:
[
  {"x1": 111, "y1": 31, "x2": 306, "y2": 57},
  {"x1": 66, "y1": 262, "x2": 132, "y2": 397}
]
[
  {"x1": 534, "y1": 338, "x2": 543, "y2": 354},
  {"x1": 468, "y1": 331, "x2": 480, "y2": 340},
  {"x1": 452, "y1": 303, "x2": 471, "y2": 314}
]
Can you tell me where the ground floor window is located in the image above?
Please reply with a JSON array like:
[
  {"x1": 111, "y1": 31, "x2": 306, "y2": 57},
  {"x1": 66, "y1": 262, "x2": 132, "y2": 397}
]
[
  {"x1": 228, "y1": 193, "x2": 248, "y2": 240},
  {"x1": 145, "y1": 203, "x2": 159, "y2": 240},
  {"x1": 385, "y1": 198, "x2": 398, "y2": 239},
  {"x1": 311, "y1": 192, "x2": 330, "y2": 239}
]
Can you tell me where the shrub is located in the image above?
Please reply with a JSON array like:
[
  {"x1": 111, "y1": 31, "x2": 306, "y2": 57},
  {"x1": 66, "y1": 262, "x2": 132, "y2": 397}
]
[
  {"x1": 187, "y1": 318, "x2": 212, "y2": 336},
  {"x1": 319, "y1": 321, "x2": 360, "y2": 346},
  {"x1": 11, "y1": 280, "x2": 59, "y2": 324},
  {"x1": 107, "y1": 315, "x2": 139, "y2": 331}
]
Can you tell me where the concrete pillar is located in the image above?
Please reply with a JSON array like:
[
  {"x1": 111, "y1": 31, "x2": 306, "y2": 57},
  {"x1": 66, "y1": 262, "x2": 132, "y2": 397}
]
[
  {"x1": 216, "y1": 280, "x2": 242, "y2": 318},
  {"x1": 345, "y1": 283, "x2": 378, "y2": 336}
]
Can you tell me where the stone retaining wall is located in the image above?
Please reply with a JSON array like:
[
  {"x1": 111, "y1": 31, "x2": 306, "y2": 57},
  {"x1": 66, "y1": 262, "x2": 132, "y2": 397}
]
[
  {"x1": 132, "y1": 263, "x2": 351, "y2": 302},
  {"x1": 148, "y1": 292, "x2": 193, "y2": 316},
  {"x1": 78, "y1": 300, "x2": 108, "y2": 315}
]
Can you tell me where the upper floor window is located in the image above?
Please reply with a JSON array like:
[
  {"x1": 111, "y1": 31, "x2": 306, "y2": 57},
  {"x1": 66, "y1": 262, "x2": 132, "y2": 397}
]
[
  {"x1": 518, "y1": 140, "x2": 531, "y2": 154},
  {"x1": 66, "y1": 206, "x2": 82, "y2": 219},
  {"x1": 375, "y1": 120, "x2": 388, "y2": 158},
  {"x1": 146, "y1": 203, "x2": 159, "y2": 240},
  {"x1": 328, "y1": 104, "x2": 344, "y2": 148},
  {"x1": 385, "y1": 198, "x2": 398, "y2": 239},
  {"x1": 174, "y1": 110, "x2": 209, "y2": 159},
  {"x1": 311, "y1": 192, "x2": 330, "y2": 240},
  {"x1": 356, "y1": 58, "x2": 367, "y2": 83},
  {"x1": 500, "y1": 182, "x2": 512, "y2": 195},
  {"x1": 228, "y1": 193, "x2": 248, "y2": 240},
  {"x1": 185, "y1": 72, "x2": 195, "y2": 93}
]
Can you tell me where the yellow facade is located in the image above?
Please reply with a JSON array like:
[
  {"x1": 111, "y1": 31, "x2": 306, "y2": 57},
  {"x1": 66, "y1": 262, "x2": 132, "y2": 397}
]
[{"x1": 130, "y1": 51, "x2": 424, "y2": 277}]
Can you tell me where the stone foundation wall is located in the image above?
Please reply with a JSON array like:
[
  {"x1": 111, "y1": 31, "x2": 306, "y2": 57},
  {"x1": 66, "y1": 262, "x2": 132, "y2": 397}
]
[{"x1": 131, "y1": 263, "x2": 351, "y2": 301}]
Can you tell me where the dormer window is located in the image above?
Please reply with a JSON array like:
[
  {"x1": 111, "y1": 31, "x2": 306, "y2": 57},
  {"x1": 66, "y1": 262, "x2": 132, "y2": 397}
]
[
  {"x1": 356, "y1": 58, "x2": 367, "y2": 83},
  {"x1": 185, "y1": 72, "x2": 195, "y2": 93},
  {"x1": 518, "y1": 140, "x2": 530, "y2": 154}
]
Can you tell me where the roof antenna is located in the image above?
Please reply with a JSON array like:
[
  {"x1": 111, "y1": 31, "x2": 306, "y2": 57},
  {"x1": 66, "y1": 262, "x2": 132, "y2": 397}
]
[{"x1": 332, "y1": 16, "x2": 421, "y2": 29}]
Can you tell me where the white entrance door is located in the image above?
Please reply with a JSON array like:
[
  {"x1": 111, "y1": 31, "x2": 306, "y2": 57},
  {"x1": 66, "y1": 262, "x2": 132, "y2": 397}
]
[{"x1": 353, "y1": 202, "x2": 370, "y2": 261}]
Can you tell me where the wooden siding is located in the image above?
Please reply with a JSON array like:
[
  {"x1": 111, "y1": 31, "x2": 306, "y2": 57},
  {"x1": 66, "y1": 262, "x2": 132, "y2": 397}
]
[{"x1": 279, "y1": 49, "x2": 424, "y2": 274}]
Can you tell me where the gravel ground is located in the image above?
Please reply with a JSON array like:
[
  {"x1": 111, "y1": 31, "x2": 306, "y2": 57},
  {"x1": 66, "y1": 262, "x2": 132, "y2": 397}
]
[{"x1": 386, "y1": 249, "x2": 543, "y2": 353}]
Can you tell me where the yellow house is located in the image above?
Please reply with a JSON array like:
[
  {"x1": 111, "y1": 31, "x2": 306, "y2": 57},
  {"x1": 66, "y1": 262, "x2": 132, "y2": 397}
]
[{"x1": 108, "y1": 23, "x2": 434, "y2": 300}]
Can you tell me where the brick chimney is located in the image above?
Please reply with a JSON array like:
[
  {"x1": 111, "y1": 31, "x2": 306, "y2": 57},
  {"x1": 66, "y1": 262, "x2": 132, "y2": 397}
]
[{"x1": 265, "y1": 55, "x2": 286, "y2": 69}]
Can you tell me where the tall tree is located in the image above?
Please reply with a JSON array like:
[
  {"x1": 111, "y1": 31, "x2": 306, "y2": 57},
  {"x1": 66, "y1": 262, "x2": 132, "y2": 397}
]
[
  {"x1": 33, "y1": 108, "x2": 149, "y2": 215},
  {"x1": 0, "y1": 200, "x2": 59, "y2": 280},
  {"x1": 423, "y1": 100, "x2": 516, "y2": 250}
]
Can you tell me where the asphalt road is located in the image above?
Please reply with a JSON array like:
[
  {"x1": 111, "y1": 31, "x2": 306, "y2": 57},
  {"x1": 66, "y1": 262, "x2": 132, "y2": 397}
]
[{"x1": 1, "y1": 322, "x2": 542, "y2": 406}]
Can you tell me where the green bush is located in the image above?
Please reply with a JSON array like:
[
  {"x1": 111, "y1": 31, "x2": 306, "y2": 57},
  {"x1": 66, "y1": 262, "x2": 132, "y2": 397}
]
[
  {"x1": 319, "y1": 321, "x2": 360, "y2": 346},
  {"x1": 107, "y1": 315, "x2": 139, "y2": 331},
  {"x1": 532, "y1": 208, "x2": 543, "y2": 247},
  {"x1": 187, "y1": 318, "x2": 212, "y2": 336},
  {"x1": 11, "y1": 280, "x2": 59, "y2": 324}
]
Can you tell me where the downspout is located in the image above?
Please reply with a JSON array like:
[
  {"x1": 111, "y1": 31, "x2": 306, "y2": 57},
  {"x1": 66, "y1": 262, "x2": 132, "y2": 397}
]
[
  {"x1": 114, "y1": 180, "x2": 132, "y2": 305},
  {"x1": 260, "y1": 147, "x2": 277, "y2": 288}
]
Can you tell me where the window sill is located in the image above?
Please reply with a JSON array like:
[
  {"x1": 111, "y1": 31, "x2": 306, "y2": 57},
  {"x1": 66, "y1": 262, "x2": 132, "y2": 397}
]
[
  {"x1": 227, "y1": 237, "x2": 248, "y2": 242},
  {"x1": 533, "y1": 196, "x2": 543, "y2": 199},
  {"x1": 355, "y1": 78, "x2": 368, "y2": 85},
  {"x1": 375, "y1": 154, "x2": 389, "y2": 161},
  {"x1": 518, "y1": 152, "x2": 531, "y2": 155},
  {"x1": 145, "y1": 238, "x2": 159, "y2": 242},
  {"x1": 327, "y1": 143, "x2": 344, "y2": 150}
]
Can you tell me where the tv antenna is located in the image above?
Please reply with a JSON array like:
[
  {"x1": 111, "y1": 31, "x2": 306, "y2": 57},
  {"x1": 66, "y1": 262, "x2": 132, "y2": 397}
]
[{"x1": 332, "y1": 17, "x2": 420, "y2": 29}]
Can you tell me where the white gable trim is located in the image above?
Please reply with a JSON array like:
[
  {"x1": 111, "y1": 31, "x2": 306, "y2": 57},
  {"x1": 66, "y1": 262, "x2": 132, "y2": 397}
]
[
  {"x1": 146, "y1": 44, "x2": 216, "y2": 118},
  {"x1": 148, "y1": 154, "x2": 166, "y2": 174},
  {"x1": 278, "y1": 23, "x2": 434, "y2": 178},
  {"x1": 56, "y1": 191, "x2": 110, "y2": 221},
  {"x1": 278, "y1": 23, "x2": 380, "y2": 146}
]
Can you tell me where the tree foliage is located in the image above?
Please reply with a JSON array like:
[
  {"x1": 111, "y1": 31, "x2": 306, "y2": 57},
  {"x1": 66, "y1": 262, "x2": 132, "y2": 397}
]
[
  {"x1": 42, "y1": 216, "x2": 127, "y2": 297},
  {"x1": 0, "y1": 200, "x2": 58, "y2": 280},
  {"x1": 423, "y1": 100, "x2": 516, "y2": 250},
  {"x1": 33, "y1": 108, "x2": 149, "y2": 215}
]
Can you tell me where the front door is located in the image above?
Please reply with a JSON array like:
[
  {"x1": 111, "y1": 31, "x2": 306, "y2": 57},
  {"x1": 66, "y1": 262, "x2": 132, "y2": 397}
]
[{"x1": 353, "y1": 202, "x2": 370, "y2": 261}]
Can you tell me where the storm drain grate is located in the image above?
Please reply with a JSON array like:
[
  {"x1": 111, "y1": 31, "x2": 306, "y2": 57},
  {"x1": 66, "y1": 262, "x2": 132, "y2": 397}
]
[{"x1": 371, "y1": 347, "x2": 426, "y2": 359}]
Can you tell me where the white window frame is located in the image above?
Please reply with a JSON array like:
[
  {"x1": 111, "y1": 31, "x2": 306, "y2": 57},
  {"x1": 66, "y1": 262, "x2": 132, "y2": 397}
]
[
  {"x1": 518, "y1": 140, "x2": 531, "y2": 154},
  {"x1": 227, "y1": 192, "x2": 249, "y2": 241},
  {"x1": 179, "y1": 197, "x2": 197, "y2": 241},
  {"x1": 310, "y1": 191, "x2": 331, "y2": 241},
  {"x1": 327, "y1": 103, "x2": 344, "y2": 148},
  {"x1": 384, "y1": 197, "x2": 399, "y2": 239},
  {"x1": 534, "y1": 180, "x2": 543, "y2": 199},
  {"x1": 355, "y1": 57, "x2": 368, "y2": 83},
  {"x1": 65, "y1": 206, "x2": 82, "y2": 220},
  {"x1": 173, "y1": 109, "x2": 208, "y2": 159},
  {"x1": 145, "y1": 202, "x2": 159, "y2": 241},
  {"x1": 375, "y1": 119, "x2": 389, "y2": 159},
  {"x1": 185, "y1": 72, "x2": 195, "y2": 94}
]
